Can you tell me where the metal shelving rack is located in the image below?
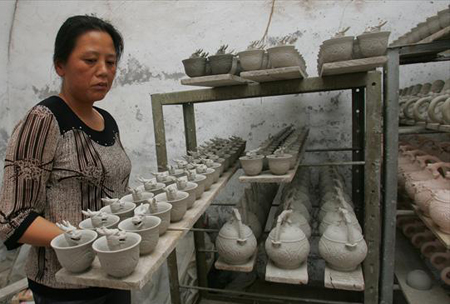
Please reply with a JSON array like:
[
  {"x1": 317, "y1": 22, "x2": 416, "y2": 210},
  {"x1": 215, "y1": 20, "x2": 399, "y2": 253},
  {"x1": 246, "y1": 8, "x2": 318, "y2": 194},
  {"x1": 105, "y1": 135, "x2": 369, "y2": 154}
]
[
  {"x1": 151, "y1": 71, "x2": 383, "y2": 304},
  {"x1": 381, "y1": 39, "x2": 450, "y2": 304}
]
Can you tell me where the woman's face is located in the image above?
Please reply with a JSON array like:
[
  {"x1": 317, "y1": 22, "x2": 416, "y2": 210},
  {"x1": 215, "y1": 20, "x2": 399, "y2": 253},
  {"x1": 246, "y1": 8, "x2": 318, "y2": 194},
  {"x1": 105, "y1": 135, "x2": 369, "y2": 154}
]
[{"x1": 56, "y1": 30, "x2": 117, "y2": 104}]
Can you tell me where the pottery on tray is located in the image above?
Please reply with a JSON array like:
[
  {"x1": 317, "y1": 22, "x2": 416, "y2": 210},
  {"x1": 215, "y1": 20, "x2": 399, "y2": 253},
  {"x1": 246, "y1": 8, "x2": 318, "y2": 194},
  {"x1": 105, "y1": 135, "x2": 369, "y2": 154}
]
[
  {"x1": 121, "y1": 191, "x2": 154, "y2": 206},
  {"x1": 175, "y1": 180, "x2": 198, "y2": 209},
  {"x1": 155, "y1": 188, "x2": 189, "y2": 222},
  {"x1": 429, "y1": 189, "x2": 450, "y2": 234},
  {"x1": 118, "y1": 216, "x2": 161, "y2": 255},
  {"x1": 239, "y1": 155, "x2": 264, "y2": 176},
  {"x1": 266, "y1": 154, "x2": 293, "y2": 175},
  {"x1": 51, "y1": 230, "x2": 97, "y2": 273},
  {"x1": 100, "y1": 202, "x2": 136, "y2": 221},
  {"x1": 92, "y1": 232, "x2": 141, "y2": 278},
  {"x1": 216, "y1": 209, "x2": 257, "y2": 265},
  {"x1": 238, "y1": 49, "x2": 264, "y2": 71},
  {"x1": 357, "y1": 31, "x2": 390, "y2": 58},
  {"x1": 266, "y1": 45, "x2": 302, "y2": 68},
  {"x1": 209, "y1": 54, "x2": 234, "y2": 75},
  {"x1": 266, "y1": 210, "x2": 310, "y2": 269},
  {"x1": 182, "y1": 57, "x2": 207, "y2": 78}
]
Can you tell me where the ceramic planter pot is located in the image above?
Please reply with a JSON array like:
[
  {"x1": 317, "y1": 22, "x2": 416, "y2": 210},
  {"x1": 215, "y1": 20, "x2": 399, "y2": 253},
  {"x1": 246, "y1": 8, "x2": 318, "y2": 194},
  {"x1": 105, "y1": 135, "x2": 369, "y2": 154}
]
[
  {"x1": 92, "y1": 232, "x2": 141, "y2": 278},
  {"x1": 238, "y1": 49, "x2": 264, "y2": 71},
  {"x1": 266, "y1": 211, "x2": 310, "y2": 269},
  {"x1": 100, "y1": 202, "x2": 136, "y2": 221},
  {"x1": 239, "y1": 155, "x2": 264, "y2": 176},
  {"x1": 118, "y1": 216, "x2": 161, "y2": 255},
  {"x1": 79, "y1": 214, "x2": 120, "y2": 231},
  {"x1": 189, "y1": 174, "x2": 206, "y2": 199},
  {"x1": 216, "y1": 209, "x2": 257, "y2": 265},
  {"x1": 51, "y1": 230, "x2": 97, "y2": 273},
  {"x1": 438, "y1": 8, "x2": 450, "y2": 28},
  {"x1": 429, "y1": 190, "x2": 450, "y2": 234},
  {"x1": 209, "y1": 162, "x2": 222, "y2": 182},
  {"x1": 121, "y1": 192, "x2": 154, "y2": 206},
  {"x1": 197, "y1": 167, "x2": 215, "y2": 190},
  {"x1": 266, "y1": 154, "x2": 293, "y2": 175},
  {"x1": 209, "y1": 54, "x2": 234, "y2": 75},
  {"x1": 266, "y1": 45, "x2": 300, "y2": 68},
  {"x1": 155, "y1": 190, "x2": 189, "y2": 222},
  {"x1": 176, "y1": 181, "x2": 198, "y2": 209},
  {"x1": 320, "y1": 36, "x2": 354, "y2": 63},
  {"x1": 182, "y1": 57, "x2": 207, "y2": 78},
  {"x1": 319, "y1": 210, "x2": 368, "y2": 272},
  {"x1": 357, "y1": 31, "x2": 390, "y2": 58}
]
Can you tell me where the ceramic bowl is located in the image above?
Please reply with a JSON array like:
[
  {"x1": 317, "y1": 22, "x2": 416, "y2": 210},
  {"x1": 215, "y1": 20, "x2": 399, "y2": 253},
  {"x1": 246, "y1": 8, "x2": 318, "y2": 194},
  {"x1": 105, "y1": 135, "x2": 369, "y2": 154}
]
[
  {"x1": 51, "y1": 230, "x2": 97, "y2": 273},
  {"x1": 148, "y1": 201, "x2": 172, "y2": 235},
  {"x1": 438, "y1": 8, "x2": 450, "y2": 28},
  {"x1": 155, "y1": 191, "x2": 189, "y2": 222},
  {"x1": 239, "y1": 155, "x2": 264, "y2": 176},
  {"x1": 100, "y1": 202, "x2": 136, "y2": 221},
  {"x1": 266, "y1": 45, "x2": 300, "y2": 68},
  {"x1": 357, "y1": 31, "x2": 391, "y2": 58},
  {"x1": 320, "y1": 36, "x2": 354, "y2": 63},
  {"x1": 182, "y1": 57, "x2": 207, "y2": 78},
  {"x1": 177, "y1": 181, "x2": 198, "y2": 209},
  {"x1": 266, "y1": 154, "x2": 293, "y2": 175},
  {"x1": 191, "y1": 174, "x2": 206, "y2": 199},
  {"x1": 79, "y1": 214, "x2": 120, "y2": 231},
  {"x1": 118, "y1": 216, "x2": 161, "y2": 255},
  {"x1": 136, "y1": 182, "x2": 165, "y2": 196},
  {"x1": 92, "y1": 233, "x2": 141, "y2": 278},
  {"x1": 426, "y1": 16, "x2": 442, "y2": 34},
  {"x1": 238, "y1": 49, "x2": 264, "y2": 71},
  {"x1": 209, "y1": 54, "x2": 234, "y2": 75}
]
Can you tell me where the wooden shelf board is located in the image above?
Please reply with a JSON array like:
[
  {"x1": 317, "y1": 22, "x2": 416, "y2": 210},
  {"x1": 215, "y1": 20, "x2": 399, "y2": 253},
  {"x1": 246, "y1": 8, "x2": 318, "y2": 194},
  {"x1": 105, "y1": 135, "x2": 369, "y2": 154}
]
[
  {"x1": 324, "y1": 264, "x2": 365, "y2": 291},
  {"x1": 426, "y1": 123, "x2": 450, "y2": 133},
  {"x1": 240, "y1": 66, "x2": 307, "y2": 83},
  {"x1": 395, "y1": 231, "x2": 449, "y2": 304},
  {"x1": 417, "y1": 26, "x2": 450, "y2": 44},
  {"x1": 265, "y1": 260, "x2": 308, "y2": 285},
  {"x1": 239, "y1": 130, "x2": 309, "y2": 184},
  {"x1": 214, "y1": 251, "x2": 257, "y2": 273},
  {"x1": 180, "y1": 74, "x2": 255, "y2": 87},
  {"x1": 56, "y1": 164, "x2": 239, "y2": 290},
  {"x1": 320, "y1": 56, "x2": 387, "y2": 77},
  {"x1": 413, "y1": 205, "x2": 450, "y2": 249}
]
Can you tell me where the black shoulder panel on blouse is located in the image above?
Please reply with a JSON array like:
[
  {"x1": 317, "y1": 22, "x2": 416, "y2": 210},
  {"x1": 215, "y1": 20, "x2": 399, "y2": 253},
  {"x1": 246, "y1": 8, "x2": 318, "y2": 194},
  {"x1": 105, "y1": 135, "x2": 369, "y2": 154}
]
[{"x1": 37, "y1": 96, "x2": 119, "y2": 146}]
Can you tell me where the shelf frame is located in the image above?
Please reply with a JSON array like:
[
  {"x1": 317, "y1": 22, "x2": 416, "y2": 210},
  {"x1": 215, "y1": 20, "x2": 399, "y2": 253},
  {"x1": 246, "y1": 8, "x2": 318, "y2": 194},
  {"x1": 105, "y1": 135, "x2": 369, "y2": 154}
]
[{"x1": 151, "y1": 71, "x2": 383, "y2": 304}]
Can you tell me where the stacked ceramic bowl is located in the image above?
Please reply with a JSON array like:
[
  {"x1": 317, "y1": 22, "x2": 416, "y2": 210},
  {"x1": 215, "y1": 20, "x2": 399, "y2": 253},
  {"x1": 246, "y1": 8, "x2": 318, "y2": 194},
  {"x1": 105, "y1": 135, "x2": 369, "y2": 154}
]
[
  {"x1": 391, "y1": 6, "x2": 450, "y2": 46},
  {"x1": 399, "y1": 78, "x2": 450, "y2": 125}
]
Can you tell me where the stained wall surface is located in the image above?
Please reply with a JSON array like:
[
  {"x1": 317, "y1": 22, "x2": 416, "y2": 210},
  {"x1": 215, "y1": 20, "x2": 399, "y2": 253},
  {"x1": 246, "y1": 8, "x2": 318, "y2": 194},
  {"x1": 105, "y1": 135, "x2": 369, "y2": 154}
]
[{"x1": 0, "y1": 0, "x2": 449, "y2": 302}]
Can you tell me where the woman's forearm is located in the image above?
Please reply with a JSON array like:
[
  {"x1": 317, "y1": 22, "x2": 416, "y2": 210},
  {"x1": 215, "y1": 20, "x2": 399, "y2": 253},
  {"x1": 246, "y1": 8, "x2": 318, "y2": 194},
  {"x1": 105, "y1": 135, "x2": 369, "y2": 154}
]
[{"x1": 18, "y1": 216, "x2": 63, "y2": 247}]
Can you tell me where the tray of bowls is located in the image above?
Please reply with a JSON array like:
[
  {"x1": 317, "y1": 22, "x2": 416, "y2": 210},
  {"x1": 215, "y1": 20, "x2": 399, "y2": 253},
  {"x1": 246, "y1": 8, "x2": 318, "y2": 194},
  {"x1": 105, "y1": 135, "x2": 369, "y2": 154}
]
[
  {"x1": 318, "y1": 22, "x2": 390, "y2": 77},
  {"x1": 54, "y1": 136, "x2": 246, "y2": 289},
  {"x1": 238, "y1": 127, "x2": 309, "y2": 184}
]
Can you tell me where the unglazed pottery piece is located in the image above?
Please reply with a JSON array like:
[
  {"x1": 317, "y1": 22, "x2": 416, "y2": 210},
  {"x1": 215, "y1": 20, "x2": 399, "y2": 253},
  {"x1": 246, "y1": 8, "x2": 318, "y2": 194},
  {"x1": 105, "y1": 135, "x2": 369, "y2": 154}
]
[
  {"x1": 426, "y1": 16, "x2": 442, "y2": 34},
  {"x1": 265, "y1": 210, "x2": 310, "y2": 269},
  {"x1": 182, "y1": 57, "x2": 207, "y2": 78},
  {"x1": 319, "y1": 209, "x2": 368, "y2": 272},
  {"x1": 238, "y1": 49, "x2": 264, "y2": 71},
  {"x1": 267, "y1": 148, "x2": 292, "y2": 175},
  {"x1": 406, "y1": 270, "x2": 433, "y2": 290},
  {"x1": 209, "y1": 54, "x2": 234, "y2": 75},
  {"x1": 428, "y1": 94, "x2": 449, "y2": 124},
  {"x1": 155, "y1": 186, "x2": 189, "y2": 222},
  {"x1": 357, "y1": 31, "x2": 390, "y2": 57},
  {"x1": 195, "y1": 165, "x2": 215, "y2": 190},
  {"x1": 410, "y1": 230, "x2": 434, "y2": 249},
  {"x1": 429, "y1": 189, "x2": 450, "y2": 234},
  {"x1": 93, "y1": 228, "x2": 141, "y2": 278},
  {"x1": 438, "y1": 8, "x2": 450, "y2": 29},
  {"x1": 266, "y1": 45, "x2": 301, "y2": 68},
  {"x1": 430, "y1": 251, "x2": 450, "y2": 270},
  {"x1": 239, "y1": 152, "x2": 264, "y2": 176},
  {"x1": 122, "y1": 188, "x2": 154, "y2": 206},
  {"x1": 320, "y1": 36, "x2": 354, "y2": 63},
  {"x1": 320, "y1": 209, "x2": 361, "y2": 236},
  {"x1": 100, "y1": 198, "x2": 136, "y2": 221},
  {"x1": 79, "y1": 210, "x2": 120, "y2": 230},
  {"x1": 51, "y1": 223, "x2": 97, "y2": 273},
  {"x1": 118, "y1": 215, "x2": 161, "y2": 255},
  {"x1": 175, "y1": 178, "x2": 198, "y2": 209},
  {"x1": 442, "y1": 97, "x2": 450, "y2": 124},
  {"x1": 216, "y1": 209, "x2": 257, "y2": 265},
  {"x1": 186, "y1": 169, "x2": 206, "y2": 199},
  {"x1": 420, "y1": 239, "x2": 446, "y2": 258},
  {"x1": 135, "y1": 199, "x2": 172, "y2": 235}
]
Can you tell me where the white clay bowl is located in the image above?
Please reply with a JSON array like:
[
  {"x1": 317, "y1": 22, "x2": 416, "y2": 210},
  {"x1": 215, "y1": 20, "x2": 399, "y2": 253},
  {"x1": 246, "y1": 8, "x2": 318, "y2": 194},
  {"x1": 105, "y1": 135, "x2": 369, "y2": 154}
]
[
  {"x1": 320, "y1": 36, "x2": 354, "y2": 63},
  {"x1": 177, "y1": 182, "x2": 198, "y2": 209},
  {"x1": 121, "y1": 192, "x2": 154, "y2": 206},
  {"x1": 51, "y1": 230, "x2": 97, "y2": 273},
  {"x1": 148, "y1": 201, "x2": 172, "y2": 235},
  {"x1": 79, "y1": 214, "x2": 120, "y2": 231},
  {"x1": 357, "y1": 31, "x2": 391, "y2": 58},
  {"x1": 136, "y1": 182, "x2": 165, "y2": 196},
  {"x1": 92, "y1": 233, "x2": 141, "y2": 278},
  {"x1": 155, "y1": 191, "x2": 189, "y2": 222},
  {"x1": 238, "y1": 49, "x2": 265, "y2": 71},
  {"x1": 118, "y1": 216, "x2": 161, "y2": 255}
]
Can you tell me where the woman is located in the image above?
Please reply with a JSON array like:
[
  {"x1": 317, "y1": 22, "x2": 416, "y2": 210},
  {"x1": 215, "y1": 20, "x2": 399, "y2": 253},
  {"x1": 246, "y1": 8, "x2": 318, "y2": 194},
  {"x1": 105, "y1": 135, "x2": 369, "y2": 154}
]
[{"x1": 0, "y1": 15, "x2": 132, "y2": 303}]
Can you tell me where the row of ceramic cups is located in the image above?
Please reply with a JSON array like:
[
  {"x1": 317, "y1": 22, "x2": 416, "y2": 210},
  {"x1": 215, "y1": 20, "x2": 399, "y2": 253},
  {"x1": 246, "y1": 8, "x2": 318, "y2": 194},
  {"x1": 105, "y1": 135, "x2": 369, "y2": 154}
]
[
  {"x1": 391, "y1": 6, "x2": 450, "y2": 46},
  {"x1": 397, "y1": 217, "x2": 450, "y2": 286},
  {"x1": 400, "y1": 79, "x2": 450, "y2": 125},
  {"x1": 239, "y1": 129, "x2": 307, "y2": 176},
  {"x1": 51, "y1": 136, "x2": 246, "y2": 278},
  {"x1": 398, "y1": 144, "x2": 450, "y2": 235}
]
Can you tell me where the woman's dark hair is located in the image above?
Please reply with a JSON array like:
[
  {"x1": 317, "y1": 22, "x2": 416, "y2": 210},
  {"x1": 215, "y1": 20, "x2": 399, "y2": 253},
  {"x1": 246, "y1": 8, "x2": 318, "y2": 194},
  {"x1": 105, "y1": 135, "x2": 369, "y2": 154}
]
[{"x1": 53, "y1": 15, "x2": 124, "y2": 64}]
